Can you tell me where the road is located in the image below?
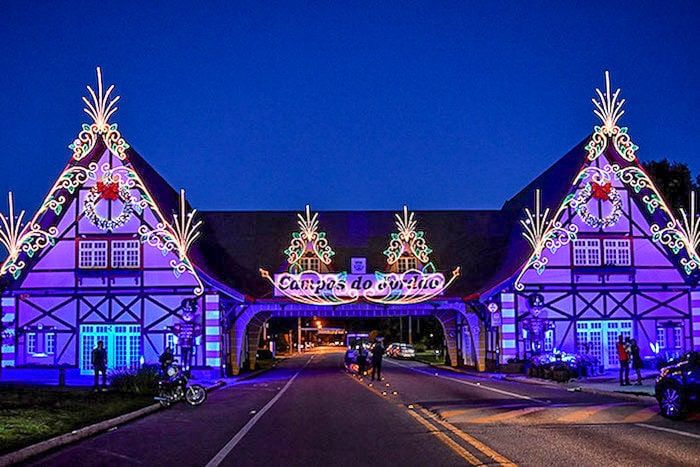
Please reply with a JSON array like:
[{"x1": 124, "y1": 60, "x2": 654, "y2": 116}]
[{"x1": 27, "y1": 347, "x2": 700, "y2": 466}]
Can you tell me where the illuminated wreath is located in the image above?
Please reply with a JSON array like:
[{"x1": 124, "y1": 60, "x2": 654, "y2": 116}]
[
  {"x1": 83, "y1": 176, "x2": 135, "y2": 231},
  {"x1": 572, "y1": 181, "x2": 622, "y2": 229}
]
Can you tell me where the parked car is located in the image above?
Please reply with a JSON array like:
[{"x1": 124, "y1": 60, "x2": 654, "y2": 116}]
[
  {"x1": 385, "y1": 343, "x2": 399, "y2": 357},
  {"x1": 655, "y1": 351, "x2": 699, "y2": 419},
  {"x1": 388, "y1": 343, "x2": 415, "y2": 359}
]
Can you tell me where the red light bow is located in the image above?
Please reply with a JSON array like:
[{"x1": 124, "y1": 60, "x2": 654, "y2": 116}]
[
  {"x1": 591, "y1": 182, "x2": 612, "y2": 201},
  {"x1": 96, "y1": 181, "x2": 120, "y2": 201}
]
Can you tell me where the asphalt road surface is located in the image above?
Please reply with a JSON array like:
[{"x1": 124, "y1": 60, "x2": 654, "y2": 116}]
[{"x1": 26, "y1": 347, "x2": 700, "y2": 466}]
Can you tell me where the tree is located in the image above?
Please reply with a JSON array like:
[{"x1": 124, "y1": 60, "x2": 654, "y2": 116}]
[{"x1": 643, "y1": 159, "x2": 698, "y2": 211}]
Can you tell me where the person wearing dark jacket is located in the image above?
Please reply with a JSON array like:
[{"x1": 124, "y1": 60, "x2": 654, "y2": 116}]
[
  {"x1": 91, "y1": 340, "x2": 108, "y2": 390},
  {"x1": 159, "y1": 346, "x2": 174, "y2": 374},
  {"x1": 371, "y1": 341, "x2": 385, "y2": 381},
  {"x1": 630, "y1": 339, "x2": 643, "y2": 385},
  {"x1": 356, "y1": 344, "x2": 367, "y2": 376}
]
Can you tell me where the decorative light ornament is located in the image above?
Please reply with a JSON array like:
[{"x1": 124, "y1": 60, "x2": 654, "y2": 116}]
[
  {"x1": 383, "y1": 206, "x2": 433, "y2": 269},
  {"x1": 261, "y1": 206, "x2": 460, "y2": 305},
  {"x1": 138, "y1": 189, "x2": 204, "y2": 296},
  {"x1": 283, "y1": 205, "x2": 335, "y2": 273},
  {"x1": 70, "y1": 67, "x2": 129, "y2": 161},
  {"x1": 514, "y1": 189, "x2": 578, "y2": 291},
  {"x1": 83, "y1": 172, "x2": 136, "y2": 231},
  {"x1": 650, "y1": 192, "x2": 700, "y2": 275},
  {"x1": 0, "y1": 193, "x2": 58, "y2": 279},
  {"x1": 570, "y1": 171, "x2": 623, "y2": 229},
  {"x1": 586, "y1": 71, "x2": 638, "y2": 162},
  {"x1": 259, "y1": 268, "x2": 359, "y2": 306},
  {"x1": 363, "y1": 267, "x2": 461, "y2": 305}
]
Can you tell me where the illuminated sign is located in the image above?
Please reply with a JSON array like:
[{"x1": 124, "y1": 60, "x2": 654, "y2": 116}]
[
  {"x1": 260, "y1": 205, "x2": 460, "y2": 306},
  {"x1": 260, "y1": 267, "x2": 460, "y2": 306}
]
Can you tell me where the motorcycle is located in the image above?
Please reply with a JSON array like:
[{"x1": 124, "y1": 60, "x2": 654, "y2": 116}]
[{"x1": 154, "y1": 362, "x2": 207, "y2": 407}]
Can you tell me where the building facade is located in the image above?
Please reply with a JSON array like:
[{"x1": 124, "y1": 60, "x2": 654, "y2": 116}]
[{"x1": 1, "y1": 70, "x2": 698, "y2": 379}]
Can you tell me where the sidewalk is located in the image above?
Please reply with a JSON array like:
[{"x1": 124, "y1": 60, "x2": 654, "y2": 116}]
[
  {"x1": 502, "y1": 369, "x2": 657, "y2": 398},
  {"x1": 429, "y1": 364, "x2": 658, "y2": 400}
]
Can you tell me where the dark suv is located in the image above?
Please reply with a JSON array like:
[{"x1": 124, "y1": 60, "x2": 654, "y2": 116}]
[{"x1": 655, "y1": 351, "x2": 699, "y2": 419}]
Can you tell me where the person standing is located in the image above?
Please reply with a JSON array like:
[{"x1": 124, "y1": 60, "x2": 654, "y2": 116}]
[
  {"x1": 356, "y1": 344, "x2": 367, "y2": 376},
  {"x1": 616, "y1": 335, "x2": 630, "y2": 386},
  {"x1": 159, "y1": 346, "x2": 174, "y2": 374},
  {"x1": 92, "y1": 340, "x2": 108, "y2": 391},
  {"x1": 630, "y1": 339, "x2": 643, "y2": 385},
  {"x1": 371, "y1": 340, "x2": 385, "y2": 381}
]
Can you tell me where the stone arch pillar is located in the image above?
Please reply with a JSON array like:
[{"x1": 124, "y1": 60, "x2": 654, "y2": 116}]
[
  {"x1": 434, "y1": 309, "x2": 459, "y2": 367},
  {"x1": 246, "y1": 312, "x2": 271, "y2": 371}
]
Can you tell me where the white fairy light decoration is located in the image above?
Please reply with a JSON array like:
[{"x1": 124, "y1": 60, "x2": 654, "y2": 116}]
[
  {"x1": 651, "y1": 192, "x2": 700, "y2": 275},
  {"x1": 83, "y1": 67, "x2": 120, "y2": 130},
  {"x1": 586, "y1": 71, "x2": 638, "y2": 162},
  {"x1": 514, "y1": 190, "x2": 578, "y2": 291},
  {"x1": 139, "y1": 190, "x2": 204, "y2": 295},
  {"x1": 283, "y1": 205, "x2": 335, "y2": 272},
  {"x1": 70, "y1": 67, "x2": 129, "y2": 161},
  {"x1": 383, "y1": 206, "x2": 432, "y2": 267},
  {"x1": 593, "y1": 71, "x2": 625, "y2": 135},
  {"x1": 0, "y1": 193, "x2": 58, "y2": 279}
]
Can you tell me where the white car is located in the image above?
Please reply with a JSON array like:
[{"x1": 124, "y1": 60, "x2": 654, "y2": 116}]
[{"x1": 390, "y1": 343, "x2": 415, "y2": 359}]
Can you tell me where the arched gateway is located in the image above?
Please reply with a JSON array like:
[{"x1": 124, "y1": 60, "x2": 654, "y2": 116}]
[{"x1": 1, "y1": 70, "x2": 699, "y2": 382}]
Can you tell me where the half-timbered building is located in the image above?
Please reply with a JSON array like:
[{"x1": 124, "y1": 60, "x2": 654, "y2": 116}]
[{"x1": 1, "y1": 70, "x2": 698, "y2": 380}]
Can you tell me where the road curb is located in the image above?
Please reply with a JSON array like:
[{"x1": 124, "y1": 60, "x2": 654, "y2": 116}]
[{"x1": 0, "y1": 381, "x2": 225, "y2": 466}]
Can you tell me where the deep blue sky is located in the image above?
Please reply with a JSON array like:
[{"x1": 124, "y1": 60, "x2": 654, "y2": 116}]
[{"x1": 0, "y1": 1, "x2": 698, "y2": 211}]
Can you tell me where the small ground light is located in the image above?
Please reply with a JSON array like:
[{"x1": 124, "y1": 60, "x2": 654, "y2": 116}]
[
  {"x1": 382, "y1": 391, "x2": 387, "y2": 395},
  {"x1": 392, "y1": 391, "x2": 398, "y2": 395},
  {"x1": 385, "y1": 383, "x2": 390, "y2": 387},
  {"x1": 407, "y1": 404, "x2": 414, "y2": 409},
  {"x1": 368, "y1": 383, "x2": 373, "y2": 387}
]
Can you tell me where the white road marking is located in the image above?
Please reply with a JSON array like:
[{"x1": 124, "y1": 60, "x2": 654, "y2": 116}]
[
  {"x1": 205, "y1": 356, "x2": 314, "y2": 467},
  {"x1": 635, "y1": 423, "x2": 700, "y2": 440},
  {"x1": 386, "y1": 359, "x2": 545, "y2": 404}
]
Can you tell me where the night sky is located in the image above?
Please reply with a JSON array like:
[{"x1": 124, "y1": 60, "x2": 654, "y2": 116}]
[{"x1": 0, "y1": 1, "x2": 698, "y2": 212}]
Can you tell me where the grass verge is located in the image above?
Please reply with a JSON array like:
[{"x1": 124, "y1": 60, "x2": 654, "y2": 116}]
[{"x1": 0, "y1": 384, "x2": 154, "y2": 455}]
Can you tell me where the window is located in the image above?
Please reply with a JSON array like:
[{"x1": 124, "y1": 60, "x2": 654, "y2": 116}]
[
  {"x1": 26, "y1": 332, "x2": 37, "y2": 354},
  {"x1": 656, "y1": 327, "x2": 666, "y2": 349},
  {"x1": 544, "y1": 329, "x2": 554, "y2": 352},
  {"x1": 573, "y1": 239, "x2": 601, "y2": 266},
  {"x1": 299, "y1": 256, "x2": 321, "y2": 272},
  {"x1": 604, "y1": 239, "x2": 631, "y2": 266},
  {"x1": 79, "y1": 324, "x2": 141, "y2": 374},
  {"x1": 398, "y1": 256, "x2": 418, "y2": 273},
  {"x1": 78, "y1": 240, "x2": 108, "y2": 269},
  {"x1": 166, "y1": 332, "x2": 178, "y2": 351},
  {"x1": 46, "y1": 333, "x2": 55, "y2": 354},
  {"x1": 672, "y1": 327, "x2": 683, "y2": 349},
  {"x1": 112, "y1": 240, "x2": 141, "y2": 269}
]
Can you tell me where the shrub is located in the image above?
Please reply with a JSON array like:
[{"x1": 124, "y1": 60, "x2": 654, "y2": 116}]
[
  {"x1": 109, "y1": 365, "x2": 160, "y2": 395},
  {"x1": 413, "y1": 343, "x2": 426, "y2": 353}
]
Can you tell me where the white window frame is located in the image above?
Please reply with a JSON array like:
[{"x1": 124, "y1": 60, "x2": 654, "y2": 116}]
[
  {"x1": 397, "y1": 256, "x2": 419, "y2": 273},
  {"x1": 604, "y1": 239, "x2": 631, "y2": 266},
  {"x1": 26, "y1": 332, "x2": 37, "y2": 354},
  {"x1": 573, "y1": 239, "x2": 601, "y2": 266},
  {"x1": 299, "y1": 256, "x2": 321, "y2": 272},
  {"x1": 78, "y1": 240, "x2": 108, "y2": 269},
  {"x1": 111, "y1": 240, "x2": 141, "y2": 269},
  {"x1": 46, "y1": 332, "x2": 55, "y2": 355}
]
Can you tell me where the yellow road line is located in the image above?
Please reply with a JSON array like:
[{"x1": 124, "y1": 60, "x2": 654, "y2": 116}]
[
  {"x1": 405, "y1": 410, "x2": 481, "y2": 466},
  {"x1": 469, "y1": 406, "x2": 547, "y2": 424},
  {"x1": 345, "y1": 373, "x2": 481, "y2": 465},
  {"x1": 419, "y1": 407, "x2": 516, "y2": 466}
]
